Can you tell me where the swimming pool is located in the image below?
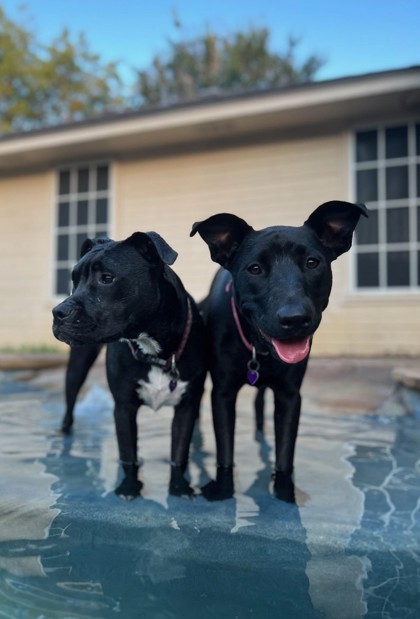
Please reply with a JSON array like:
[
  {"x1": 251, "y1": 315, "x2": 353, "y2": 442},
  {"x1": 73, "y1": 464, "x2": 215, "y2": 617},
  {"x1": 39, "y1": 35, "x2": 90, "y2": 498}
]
[{"x1": 0, "y1": 373, "x2": 419, "y2": 618}]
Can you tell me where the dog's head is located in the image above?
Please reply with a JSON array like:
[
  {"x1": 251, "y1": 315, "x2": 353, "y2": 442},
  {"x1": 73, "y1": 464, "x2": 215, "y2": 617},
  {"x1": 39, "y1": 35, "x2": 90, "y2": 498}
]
[
  {"x1": 191, "y1": 200, "x2": 368, "y2": 364},
  {"x1": 52, "y1": 231, "x2": 178, "y2": 346}
]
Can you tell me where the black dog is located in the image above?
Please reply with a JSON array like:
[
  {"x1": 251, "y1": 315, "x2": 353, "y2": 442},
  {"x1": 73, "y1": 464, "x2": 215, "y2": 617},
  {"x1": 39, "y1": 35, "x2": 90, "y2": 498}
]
[
  {"x1": 191, "y1": 200, "x2": 367, "y2": 502},
  {"x1": 52, "y1": 232, "x2": 207, "y2": 499}
]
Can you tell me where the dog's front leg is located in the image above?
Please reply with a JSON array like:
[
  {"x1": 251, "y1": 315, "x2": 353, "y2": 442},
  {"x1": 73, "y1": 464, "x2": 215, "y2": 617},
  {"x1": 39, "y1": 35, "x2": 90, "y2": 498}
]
[
  {"x1": 169, "y1": 395, "x2": 199, "y2": 498},
  {"x1": 272, "y1": 388, "x2": 302, "y2": 503},
  {"x1": 114, "y1": 401, "x2": 143, "y2": 500},
  {"x1": 201, "y1": 386, "x2": 237, "y2": 501}
]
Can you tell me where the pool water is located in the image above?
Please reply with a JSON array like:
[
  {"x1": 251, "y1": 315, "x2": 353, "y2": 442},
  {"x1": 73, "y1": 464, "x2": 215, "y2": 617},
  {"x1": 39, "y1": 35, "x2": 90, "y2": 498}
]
[{"x1": 0, "y1": 374, "x2": 419, "y2": 618}]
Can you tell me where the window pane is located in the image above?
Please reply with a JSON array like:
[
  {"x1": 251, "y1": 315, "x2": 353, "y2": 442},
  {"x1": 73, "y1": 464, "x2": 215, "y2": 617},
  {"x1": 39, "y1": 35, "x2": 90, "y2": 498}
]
[
  {"x1": 386, "y1": 166, "x2": 408, "y2": 200},
  {"x1": 385, "y1": 126, "x2": 408, "y2": 159},
  {"x1": 56, "y1": 268, "x2": 70, "y2": 295},
  {"x1": 387, "y1": 251, "x2": 410, "y2": 286},
  {"x1": 357, "y1": 169, "x2": 378, "y2": 202},
  {"x1": 356, "y1": 208, "x2": 378, "y2": 244},
  {"x1": 58, "y1": 201, "x2": 70, "y2": 227},
  {"x1": 356, "y1": 130, "x2": 377, "y2": 162},
  {"x1": 77, "y1": 200, "x2": 88, "y2": 225},
  {"x1": 56, "y1": 234, "x2": 69, "y2": 261},
  {"x1": 386, "y1": 207, "x2": 409, "y2": 243},
  {"x1": 59, "y1": 170, "x2": 70, "y2": 195},
  {"x1": 417, "y1": 164, "x2": 420, "y2": 198},
  {"x1": 97, "y1": 165, "x2": 109, "y2": 190},
  {"x1": 418, "y1": 251, "x2": 420, "y2": 286},
  {"x1": 95, "y1": 228, "x2": 108, "y2": 239},
  {"x1": 77, "y1": 168, "x2": 89, "y2": 193},
  {"x1": 96, "y1": 198, "x2": 108, "y2": 224},
  {"x1": 357, "y1": 252, "x2": 379, "y2": 287},
  {"x1": 77, "y1": 233, "x2": 88, "y2": 259},
  {"x1": 416, "y1": 124, "x2": 420, "y2": 156},
  {"x1": 417, "y1": 206, "x2": 420, "y2": 242}
]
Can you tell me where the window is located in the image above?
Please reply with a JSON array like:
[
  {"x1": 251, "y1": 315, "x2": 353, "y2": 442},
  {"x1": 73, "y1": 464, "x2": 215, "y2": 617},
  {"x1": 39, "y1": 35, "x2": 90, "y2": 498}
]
[
  {"x1": 54, "y1": 163, "x2": 110, "y2": 295},
  {"x1": 353, "y1": 123, "x2": 420, "y2": 290}
]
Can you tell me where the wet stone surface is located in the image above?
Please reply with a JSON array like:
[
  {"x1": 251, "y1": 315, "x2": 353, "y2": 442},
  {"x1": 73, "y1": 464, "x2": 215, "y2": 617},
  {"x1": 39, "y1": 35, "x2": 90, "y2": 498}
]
[{"x1": 0, "y1": 363, "x2": 419, "y2": 618}]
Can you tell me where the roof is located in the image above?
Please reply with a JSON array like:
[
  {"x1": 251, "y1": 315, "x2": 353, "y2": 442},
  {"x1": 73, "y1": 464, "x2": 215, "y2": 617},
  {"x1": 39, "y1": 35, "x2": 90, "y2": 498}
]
[{"x1": 1, "y1": 65, "x2": 419, "y2": 175}]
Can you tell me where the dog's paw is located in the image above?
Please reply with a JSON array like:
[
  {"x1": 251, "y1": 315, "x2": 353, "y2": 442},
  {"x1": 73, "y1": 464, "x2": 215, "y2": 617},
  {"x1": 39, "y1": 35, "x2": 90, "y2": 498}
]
[
  {"x1": 169, "y1": 466, "x2": 195, "y2": 498},
  {"x1": 273, "y1": 471, "x2": 295, "y2": 503},
  {"x1": 115, "y1": 477, "x2": 143, "y2": 501},
  {"x1": 201, "y1": 467, "x2": 234, "y2": 501}
]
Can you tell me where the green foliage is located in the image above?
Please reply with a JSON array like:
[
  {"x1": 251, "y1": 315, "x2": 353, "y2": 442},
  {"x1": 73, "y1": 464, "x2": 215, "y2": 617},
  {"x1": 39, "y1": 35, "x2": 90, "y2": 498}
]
[
  {"x1": 136, "y1": 26, "x2": 324, "y2": 107},
  {"x1": 0, "y1": 6, "x2": 124, "y2": 133}
]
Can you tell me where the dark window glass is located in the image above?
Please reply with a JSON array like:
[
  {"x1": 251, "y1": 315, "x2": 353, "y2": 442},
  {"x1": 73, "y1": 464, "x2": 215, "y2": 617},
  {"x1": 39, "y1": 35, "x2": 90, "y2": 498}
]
[
  {"x1": 418, "y1": 251, "x2": 420, "y2": 286},
  {"x1": 416, "y1": 124, "x2": 420, "y2": 156},
  {"x1": 56, "y1": 268, "x2": 70, "y2": 295},
  {"x1": 387, "y1": 251, "x2": 410, "y2": 286},
  {"x1": 417, "y1": 206, "x2": 420, "y2": 242},
  {"x1": 77, "y1": 168, "x2": 89, "y2": 193},
  {"x1": 56, "y1": 235, "x2": 69, "y2": 261},
  {"x1": 96, "y1": 198, "x2": 108, "y2": 224},
  {"x1": 97, "y1": 165, "x2": 108, "y2": 191},
  {"x1": 356, "y1": 208, "x2": 378, "y2": 245},
  {"x1": 77, "y1": 233, "x2": 88, "y2": 258},
  {"x1": 59, "y1": 170, "x2": 70, "y2": 195},
  {"x1": 386, "y1": 207, "x2": 409, "y2": 243},
  {"x1": 356, "y1": 130, "x2": 377, "y2": 162},
  {"x1": 356, "y1": 169, "x2": 378, "y2": 202},
  {"x1": 357, "y1": 252, "x2": 379, "y2": 287},
  {"x1": 95, "y1": 228, "x2": 108, "y2": 239},
  {"x1": 417, "y1": 165, "x2": 420, "y2": 198},
  {"x1": 58, "y1": 201, "x2": 70, "y2": 227},
  {"x1": 385, "y1": 126, "x2": 408, "y2": 159},
  {"x1": 77, "y1": 200, "x2": 88, "y2": 225},
  {"x1": 386, "y1": 166, "x2": 409, "y2": 200}
]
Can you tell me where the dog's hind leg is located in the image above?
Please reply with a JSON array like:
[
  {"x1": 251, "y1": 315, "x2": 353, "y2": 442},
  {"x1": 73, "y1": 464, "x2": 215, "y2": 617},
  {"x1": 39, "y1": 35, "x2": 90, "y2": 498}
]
[{"x1": 61, "y1": 344, "x2": 103, "y2": 434}]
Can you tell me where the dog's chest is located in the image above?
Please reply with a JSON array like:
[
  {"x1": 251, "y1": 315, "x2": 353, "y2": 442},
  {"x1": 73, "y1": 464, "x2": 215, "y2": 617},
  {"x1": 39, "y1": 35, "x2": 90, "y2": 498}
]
[{"x1": 137, "y1": 366, "x2": 188, "y2": 411}]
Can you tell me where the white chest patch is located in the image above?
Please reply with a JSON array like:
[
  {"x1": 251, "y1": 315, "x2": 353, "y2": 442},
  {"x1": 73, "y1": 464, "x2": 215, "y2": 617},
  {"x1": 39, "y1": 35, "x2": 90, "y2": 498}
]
[{"x1": 137, "y1": 366, "x2": 188, "y2": 411}]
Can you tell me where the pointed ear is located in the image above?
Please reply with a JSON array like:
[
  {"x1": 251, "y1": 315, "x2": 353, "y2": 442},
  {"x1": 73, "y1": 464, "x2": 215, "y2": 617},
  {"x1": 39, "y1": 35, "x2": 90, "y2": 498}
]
[
  {"x1": 304, "y1": 201, "x2": 368, "y2": 259},
  {"x1": 124, "y1": 231, "x2": 177, "y2": 265},
  {"x1": 79, "y1": 236, "x2": 111, "y2": 258},
  {"x1": 190, "y1": 213, "x2": 253, "y2": 267}
]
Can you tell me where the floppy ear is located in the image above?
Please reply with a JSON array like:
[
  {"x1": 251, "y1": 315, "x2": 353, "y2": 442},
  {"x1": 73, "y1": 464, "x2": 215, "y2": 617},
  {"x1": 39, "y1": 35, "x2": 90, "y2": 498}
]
[
  {"x1": 79, "y1": 236, "x2": 111, "y2": 258},
  {"x1": 190, "y1": 213, "x2": 253, "y2": 267},
  {"x1": 304, "y1": 201, "x2": 368, "y2": 259},
  {"x1": 124, "y1": 231, "x2": 177, "y2": 265}
]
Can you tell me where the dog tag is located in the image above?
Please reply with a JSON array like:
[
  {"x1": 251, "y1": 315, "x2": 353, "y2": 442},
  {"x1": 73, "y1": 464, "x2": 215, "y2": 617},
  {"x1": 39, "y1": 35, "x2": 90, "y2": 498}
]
[
  {"x1": 169, "y1": 379, "x2": 178, "y2": 392},
  {"x1": 247, "y1": 348, "x2": 260, "y2": 385}
]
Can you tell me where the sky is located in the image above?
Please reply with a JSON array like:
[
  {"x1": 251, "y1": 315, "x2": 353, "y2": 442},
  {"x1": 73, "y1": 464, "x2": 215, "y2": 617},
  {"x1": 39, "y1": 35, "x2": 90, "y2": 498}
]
[{"x1": 2, "y1": 0, "x2": 419, "y2": 85}]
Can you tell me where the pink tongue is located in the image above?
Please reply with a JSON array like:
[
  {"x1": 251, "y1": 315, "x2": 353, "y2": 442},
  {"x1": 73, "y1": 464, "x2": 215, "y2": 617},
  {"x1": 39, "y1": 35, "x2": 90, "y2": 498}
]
[{"x1": 271, "y1": 337, "x2": 310, "y2": 364}]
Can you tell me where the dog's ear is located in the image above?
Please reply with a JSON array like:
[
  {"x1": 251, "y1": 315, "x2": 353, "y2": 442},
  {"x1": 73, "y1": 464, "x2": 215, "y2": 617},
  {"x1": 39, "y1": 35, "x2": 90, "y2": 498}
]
[
  {"x1": 190, "y1": 213, "x2": 253, "y2": 267},
  {"x1": 124, "y1": 231, "x2": 178, "y2": 265},
  {"x1": 79, "y1": 237, "x2": 111, "y2": 258},
  {"x1": 304, "y1": 201, "x2": 368, "y2": 259}
]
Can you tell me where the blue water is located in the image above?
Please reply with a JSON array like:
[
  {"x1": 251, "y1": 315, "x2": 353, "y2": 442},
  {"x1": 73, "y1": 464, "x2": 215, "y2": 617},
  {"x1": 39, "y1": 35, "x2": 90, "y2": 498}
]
[{"x1": 0, "y1": 373, "x2": 419, "y2": 618}]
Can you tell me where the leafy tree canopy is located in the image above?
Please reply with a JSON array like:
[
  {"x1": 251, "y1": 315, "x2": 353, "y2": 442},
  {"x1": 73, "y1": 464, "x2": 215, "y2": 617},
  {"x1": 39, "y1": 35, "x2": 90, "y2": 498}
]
[
  {"x1": 136, "y1": 24, "x2": 324, "y2": 107},
  {"x1": 0, "y1": 6, "x2": 124, "y2": 133}
]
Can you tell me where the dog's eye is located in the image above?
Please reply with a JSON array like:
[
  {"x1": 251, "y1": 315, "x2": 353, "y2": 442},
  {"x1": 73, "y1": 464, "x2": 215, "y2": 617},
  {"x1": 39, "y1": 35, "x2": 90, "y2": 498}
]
[
  {"x1": 306, "y1": 257, "x2": 320, "y2": 270},
  {"x1": 247, "y1": 264, "x2": 262, "y2": 275},
  {"x1": 99, "y1": 273, "x2": 115, "y2": 285}
]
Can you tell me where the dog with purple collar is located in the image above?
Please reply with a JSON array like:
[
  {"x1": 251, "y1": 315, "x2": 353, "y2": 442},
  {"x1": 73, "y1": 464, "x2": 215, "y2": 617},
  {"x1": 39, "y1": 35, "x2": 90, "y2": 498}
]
[
  {"x1": 191, "y1": 201, "x2": 367, "y2": 502},
  {"x1": 52, "y1": 232, "x2": 207, "y2": 500}
]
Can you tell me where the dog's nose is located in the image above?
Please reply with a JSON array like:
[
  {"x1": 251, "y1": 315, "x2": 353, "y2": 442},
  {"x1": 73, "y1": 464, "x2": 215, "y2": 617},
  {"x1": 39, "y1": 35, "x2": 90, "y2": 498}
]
[
  {"x1": 276, "y1": 304, "x2": 311, "y2": 331},
  {"x1": 52, "y1": 299, "x2": 78, "y2": 323}
]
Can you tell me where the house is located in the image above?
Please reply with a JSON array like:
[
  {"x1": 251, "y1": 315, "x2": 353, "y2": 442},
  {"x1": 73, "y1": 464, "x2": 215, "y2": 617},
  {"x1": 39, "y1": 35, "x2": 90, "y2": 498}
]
[{"x1": 1, "y1": 66, "x2": 419, "y2": 356}]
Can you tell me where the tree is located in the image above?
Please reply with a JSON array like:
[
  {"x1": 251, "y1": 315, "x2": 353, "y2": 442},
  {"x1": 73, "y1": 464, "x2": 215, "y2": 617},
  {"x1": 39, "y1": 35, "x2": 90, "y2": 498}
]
[
  {"x1": 136, "y1": 26, "x2": 324, "y2": 107},
  {"x1": 0, "y1": 7, "x2": 124, "y2": 134}
]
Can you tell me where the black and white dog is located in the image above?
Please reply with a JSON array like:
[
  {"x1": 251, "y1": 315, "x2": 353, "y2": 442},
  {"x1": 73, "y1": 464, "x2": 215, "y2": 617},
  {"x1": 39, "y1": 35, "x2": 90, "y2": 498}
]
[
  {"x1": 191, "y1": 200, "x2": 367, "y2": 501},
  {"x1": 52, "y1": 232, "x2": 207, "y2": 500}
]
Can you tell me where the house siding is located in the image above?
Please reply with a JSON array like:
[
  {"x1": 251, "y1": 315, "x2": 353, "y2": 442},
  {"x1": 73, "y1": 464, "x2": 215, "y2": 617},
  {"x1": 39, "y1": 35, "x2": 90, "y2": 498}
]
[{"x1": 1, "y1": 130, "x2": 419, "y2": 355}]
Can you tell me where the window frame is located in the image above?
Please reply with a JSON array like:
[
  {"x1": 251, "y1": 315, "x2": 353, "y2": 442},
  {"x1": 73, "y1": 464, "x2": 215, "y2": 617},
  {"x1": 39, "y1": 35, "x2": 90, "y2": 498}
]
[
  {"x1": 52, "y1": 160, "x2": 114, "y2": 298},
  {"x1": 351, "y1": 121, "x2": 420, "y2": 296}
]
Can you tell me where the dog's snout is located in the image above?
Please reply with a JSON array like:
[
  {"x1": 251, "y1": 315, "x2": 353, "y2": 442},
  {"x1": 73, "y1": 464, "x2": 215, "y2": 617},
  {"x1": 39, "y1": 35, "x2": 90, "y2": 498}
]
[
  {"x1": 276, "y1": 303, "x2": 311, "y2": 331},
  {"x1": 52, "y1": 299, "x2": 78, "y2": 323}
]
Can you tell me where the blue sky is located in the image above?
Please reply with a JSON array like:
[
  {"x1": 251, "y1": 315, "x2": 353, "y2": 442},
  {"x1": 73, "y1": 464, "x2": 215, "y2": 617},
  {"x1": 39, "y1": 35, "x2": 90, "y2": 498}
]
[{"x1": 2, "y1": 0, "x2": 419, "y2": 84}]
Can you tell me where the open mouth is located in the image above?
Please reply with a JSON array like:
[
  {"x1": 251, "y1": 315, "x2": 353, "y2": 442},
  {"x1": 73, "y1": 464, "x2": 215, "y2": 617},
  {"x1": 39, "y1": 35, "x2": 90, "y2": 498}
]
[{"x1": 260, "y1": 331, "x2": 311, "y2": 364}]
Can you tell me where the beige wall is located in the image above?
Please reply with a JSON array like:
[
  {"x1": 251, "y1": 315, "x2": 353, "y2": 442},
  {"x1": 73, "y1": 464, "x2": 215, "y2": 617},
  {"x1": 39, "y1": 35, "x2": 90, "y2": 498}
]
[{"x1": 1, "y1": 131, "x2": 419, "y2": 355}]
